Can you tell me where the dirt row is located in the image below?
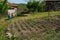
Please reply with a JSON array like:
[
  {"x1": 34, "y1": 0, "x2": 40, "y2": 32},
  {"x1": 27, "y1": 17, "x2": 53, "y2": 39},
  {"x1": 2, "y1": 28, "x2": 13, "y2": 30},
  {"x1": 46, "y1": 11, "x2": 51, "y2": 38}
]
[{"x1": 4, "y1": 15, "x2": 60, "y2": 39}]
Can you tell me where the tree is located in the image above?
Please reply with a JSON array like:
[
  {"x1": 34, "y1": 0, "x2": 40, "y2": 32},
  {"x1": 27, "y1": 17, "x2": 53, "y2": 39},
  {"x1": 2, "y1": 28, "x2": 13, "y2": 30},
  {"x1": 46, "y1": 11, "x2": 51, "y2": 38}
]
[
  {"x1": 27, "y1": 0, "x2": 45, "y2": 12},
  {"x1": 0, "y1": 0, "x2": 8, "y2": 15},
  {"x1": 38, "y1": 1, "x2": 45, "y2": 12},
  {"x1": 0, "y1": 2, "x2": 2, "y2": 14},
  {"x1": 27, "y1": 1, "x2": 39, "y2": 12}
]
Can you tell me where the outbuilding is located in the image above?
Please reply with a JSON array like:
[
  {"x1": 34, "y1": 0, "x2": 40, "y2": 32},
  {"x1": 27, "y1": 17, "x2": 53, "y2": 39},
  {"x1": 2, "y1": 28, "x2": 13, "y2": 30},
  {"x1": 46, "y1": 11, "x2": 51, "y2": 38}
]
[{"x1": 45, "y1": 0, "x2": 60, "y2": 11}]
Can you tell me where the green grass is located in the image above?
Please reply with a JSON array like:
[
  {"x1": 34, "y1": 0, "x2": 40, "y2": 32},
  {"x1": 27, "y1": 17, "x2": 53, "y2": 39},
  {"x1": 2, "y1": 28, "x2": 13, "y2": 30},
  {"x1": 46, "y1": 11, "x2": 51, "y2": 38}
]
[
  {"x1": 27, "y1": 11, "x2": 60, "y2": 19},
  {"x1": 0, "y1": 19, "x2": 12, "y2": 40},
  {"x1": 27, "y1": 12, "x2": 48, "y2": 19}
]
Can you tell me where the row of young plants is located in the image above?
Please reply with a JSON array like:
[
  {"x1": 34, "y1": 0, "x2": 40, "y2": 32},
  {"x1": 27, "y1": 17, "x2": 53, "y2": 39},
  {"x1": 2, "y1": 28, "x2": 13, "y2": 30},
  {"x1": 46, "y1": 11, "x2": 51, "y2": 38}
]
[{"x1": 5, "y1": 16, "x2": 60, "y2": 40}]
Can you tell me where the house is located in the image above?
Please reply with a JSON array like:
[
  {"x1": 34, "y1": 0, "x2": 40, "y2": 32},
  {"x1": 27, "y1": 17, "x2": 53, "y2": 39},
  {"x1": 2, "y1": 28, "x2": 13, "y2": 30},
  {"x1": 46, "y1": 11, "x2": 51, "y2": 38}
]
[
  {"x1": 0, "y1": 0, "x2": 18, "y2": 9},
  {"x1": 7, "y1": 3, "x2": 17, "y2": 8},
  {"x1": 45, "y1": 0, "x2": 60, "y2": 11}
]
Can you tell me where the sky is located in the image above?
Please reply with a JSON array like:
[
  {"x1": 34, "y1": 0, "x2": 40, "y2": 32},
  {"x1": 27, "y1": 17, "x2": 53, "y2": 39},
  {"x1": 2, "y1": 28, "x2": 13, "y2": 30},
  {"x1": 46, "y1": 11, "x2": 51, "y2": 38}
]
[
  {"x1": 8, "y1": 0, "x2": 29, "y2": 4},
  {"x1": 8, "y1": 0, "x2": 43, "y2": 4}
]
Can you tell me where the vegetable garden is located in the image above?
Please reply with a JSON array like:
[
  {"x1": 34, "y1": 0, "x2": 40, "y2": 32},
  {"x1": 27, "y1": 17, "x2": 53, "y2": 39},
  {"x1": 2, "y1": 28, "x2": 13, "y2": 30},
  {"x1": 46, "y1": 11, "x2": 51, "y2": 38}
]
[{"x1": 3, "y1": 15, "x2": 60, "y2": 40}]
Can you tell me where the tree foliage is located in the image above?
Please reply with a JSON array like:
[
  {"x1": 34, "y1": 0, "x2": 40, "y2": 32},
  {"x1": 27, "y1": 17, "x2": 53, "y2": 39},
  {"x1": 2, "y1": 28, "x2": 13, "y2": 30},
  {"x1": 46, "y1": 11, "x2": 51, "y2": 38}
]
[
  {"x1": 27, "y1": 0, "x2": 45, "y2": 12},
  {"x1": 0, "y1": 0, "x2": 8, "y2": 15}
]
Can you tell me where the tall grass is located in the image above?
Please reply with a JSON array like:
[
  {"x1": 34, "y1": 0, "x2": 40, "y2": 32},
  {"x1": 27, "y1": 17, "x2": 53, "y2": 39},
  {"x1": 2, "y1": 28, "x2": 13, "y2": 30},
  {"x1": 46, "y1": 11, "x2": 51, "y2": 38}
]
[{"x1": 27, "y1": 11, "x2": 60, "y2": 19}]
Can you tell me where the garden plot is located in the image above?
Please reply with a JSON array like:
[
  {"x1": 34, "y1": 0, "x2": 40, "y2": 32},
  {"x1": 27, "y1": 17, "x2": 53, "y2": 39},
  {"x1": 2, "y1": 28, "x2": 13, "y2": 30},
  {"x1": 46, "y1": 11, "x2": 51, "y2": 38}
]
[{"x1": 4, "y1": 15, "x2": 60, "y2": 40}]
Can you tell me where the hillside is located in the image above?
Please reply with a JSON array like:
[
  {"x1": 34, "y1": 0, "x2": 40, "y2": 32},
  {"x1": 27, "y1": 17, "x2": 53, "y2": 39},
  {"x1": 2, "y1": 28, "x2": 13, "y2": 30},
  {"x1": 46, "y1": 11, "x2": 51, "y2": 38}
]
[{"x1": 0, "y1": 12, "x2": 60, "y2": 40}]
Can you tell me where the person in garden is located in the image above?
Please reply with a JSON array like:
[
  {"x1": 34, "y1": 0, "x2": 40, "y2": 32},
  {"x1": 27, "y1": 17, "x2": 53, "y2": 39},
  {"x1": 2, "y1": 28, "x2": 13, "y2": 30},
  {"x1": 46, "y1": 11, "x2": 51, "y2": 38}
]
[
  {"x1": 8, "y1": 7, "x2": 14, "y2": 19},
  {"x1": 8, "y1": 7, "x2": 17, "y2": 19},
  {"x1": 8, "y1": 9, "x2": 13, "y2": 19}
]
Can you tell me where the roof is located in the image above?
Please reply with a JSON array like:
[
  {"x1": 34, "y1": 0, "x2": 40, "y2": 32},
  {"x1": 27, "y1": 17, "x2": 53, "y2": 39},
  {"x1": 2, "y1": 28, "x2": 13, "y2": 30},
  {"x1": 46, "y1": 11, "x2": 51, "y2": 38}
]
[
  {"x1": 7, "y1": 3, "x2": 17, "y2": 7},
  {"x1": 45, "y1": 0, "x2": 60, "y2": 1},
  {"x1": 0, "y1": 1, "x2": 17, "y2": 7},
  {"x1": 0, "y1": 0, "x2": 2, "y2": 2},
  {"x1": 0, "y1": 1, "x2": 1, "y2": 2}
]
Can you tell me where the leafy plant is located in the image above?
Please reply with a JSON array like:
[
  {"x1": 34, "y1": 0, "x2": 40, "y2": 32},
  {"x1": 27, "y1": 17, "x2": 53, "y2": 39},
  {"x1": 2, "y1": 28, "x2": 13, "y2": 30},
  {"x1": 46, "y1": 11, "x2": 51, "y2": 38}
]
[{"x1": 0, "y1": 0, "x2": 8, "y2": 15}]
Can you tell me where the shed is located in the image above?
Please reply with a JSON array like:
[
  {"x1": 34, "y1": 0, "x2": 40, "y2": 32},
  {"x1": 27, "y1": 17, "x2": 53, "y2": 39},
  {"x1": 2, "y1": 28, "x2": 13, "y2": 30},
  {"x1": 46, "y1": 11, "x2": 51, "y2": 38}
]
[{"x1": 45, "y1": 0, "x2": 60, "y2": 11}]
